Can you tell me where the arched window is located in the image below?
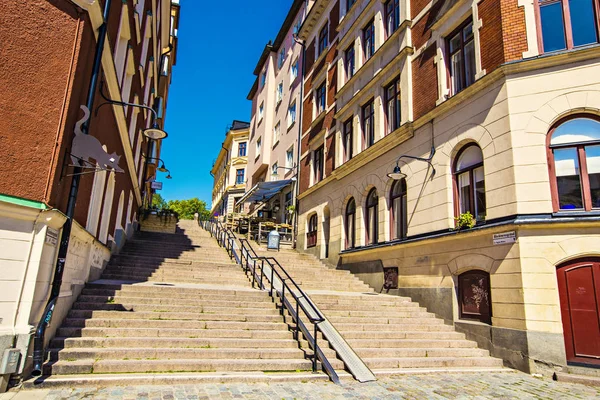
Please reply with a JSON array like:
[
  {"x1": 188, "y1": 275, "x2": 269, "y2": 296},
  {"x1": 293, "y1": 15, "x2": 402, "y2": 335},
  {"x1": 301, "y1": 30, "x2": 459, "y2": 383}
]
[
  {"x1": 307, "y1": 214, "x2": 318, "y2": 248},
  {"x1": 454, "y1": 144, "x2": 486, "y2": 222},
  {"x1": 458, "y1": 270, "x2": 492, "y2": 324},
  {"x1": 345, "y1": 198, "x2": 356, "y2": 249},
  {"x1": 390, "y1": 179, "x2": 407, "y2": 240},
  {"x1": 365, "y1": 188, "x2": 378, "y2": 245},
  {"x1": 548, "y1": 116, "x2": 600, "y2": 211}
]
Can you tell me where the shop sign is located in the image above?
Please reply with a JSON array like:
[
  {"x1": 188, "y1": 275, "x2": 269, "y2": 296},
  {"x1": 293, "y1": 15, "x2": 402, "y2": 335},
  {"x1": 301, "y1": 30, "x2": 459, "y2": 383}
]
[{"x1": 151, "y1": 181, "x2": 163, "y2": 190}]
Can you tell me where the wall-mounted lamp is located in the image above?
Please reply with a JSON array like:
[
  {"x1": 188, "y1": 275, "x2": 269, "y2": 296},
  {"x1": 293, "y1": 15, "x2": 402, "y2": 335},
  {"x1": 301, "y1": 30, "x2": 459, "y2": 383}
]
[
  {"x1": 271, "y1": 164, "x2": 297, "y2": 179},
  {"x1": 387, "y1": 146, "x2": 436, "y2": 181}
]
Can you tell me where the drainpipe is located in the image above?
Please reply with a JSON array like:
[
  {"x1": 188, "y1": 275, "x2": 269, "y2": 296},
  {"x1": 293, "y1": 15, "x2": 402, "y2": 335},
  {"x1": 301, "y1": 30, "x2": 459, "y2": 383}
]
[
  {"x1": 292, "y1": 33, "x2": 306, "y2": 248},
  {"x1": 32, "y1": 0, "x2": 112, "y2": 376}
]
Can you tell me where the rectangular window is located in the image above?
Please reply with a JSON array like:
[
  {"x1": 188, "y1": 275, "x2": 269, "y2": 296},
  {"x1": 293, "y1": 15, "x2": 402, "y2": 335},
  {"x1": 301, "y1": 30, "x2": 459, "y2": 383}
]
[
  {"x1": 385, "y1": 0, "x2": 400, "y2": 36},
  {"x1": 318, "y1": 23, "x2": 329, "y2": 55},
  {"x1": 345, "y1": 44, "x2": 355, "y2": 80},
  {"x1": 271, "y1": 162, "x2": 278, "y2": 181},
  {"x1": 363, "y1": 20, "x2": 375, "y2": 61},
  {"x1": 313, "y1": 146, "x2": 324, "y2": 183},
  {"x1": 260, "y1": 70, "x2": 267, "y2": 88},
  {"x1": 343, "y1": 118, "x2": 353, "y2": 162},
  {"x1": 278, "y1": 47, "x2": 286, "y2": 69},
  {"x1": 362, "y1": 100, "x2": 375, "y2": 149},
  {"x1": 258, "y1": 102, "x2": 264, "y2": 121},
  {"x1": 290, "y1": 59, "x2": 298, "y2": 82},
  {"x1": 539, "y1": 0, "x2": 599, "y2": 52},
  {"x1": 238, "y1": 142, "x2": 247, "y2": 157},
  {"x1": 347, "y1": 0, "x2": 356, "y2": 12},
  {"x1": 276, "y1": 82, "x2": 283, "y2": 104},
  {"x1": 288, "y1": 102, "x2": 297, "y2": 127},
  {"x1": 256, "y1": 137, "x2": 262, "y2": 156},
  {"x1": 587, "y1": 145, "x2": 600, "y2": 208},
  {"x1": 286, "y1": 147, "x2": 294, "y2": 168},
  {"x1": 447, "y1": 20, "x2": 476, "y2": 95},
  {"x1": 385, "y1": 78, "x2": 401, "y2": 133},
  {"x1": 273, "y1": 122, "x2": 281, "y2": 144},
  {"x1": 554, "y1": 147, "x2": 584, "y2": 209},
  {"x1": 236, "y1": 168, "x2": 245, "y2": 185},
  {"x1": 316, "y1": 83, "x2": 326, "y2": 114}
]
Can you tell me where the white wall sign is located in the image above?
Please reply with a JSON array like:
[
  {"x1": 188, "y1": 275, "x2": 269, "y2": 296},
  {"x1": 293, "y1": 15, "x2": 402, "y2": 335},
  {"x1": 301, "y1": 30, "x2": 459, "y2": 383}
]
[
  {"x1": 45, "y1": 228, "x2": 59, "y2": 246},
  {"x1": 151, "y1": 181, "x2": 163, "y2": 190},
  {"x1": 493, "y1": 231, "x2": 516, "y2": 245}
]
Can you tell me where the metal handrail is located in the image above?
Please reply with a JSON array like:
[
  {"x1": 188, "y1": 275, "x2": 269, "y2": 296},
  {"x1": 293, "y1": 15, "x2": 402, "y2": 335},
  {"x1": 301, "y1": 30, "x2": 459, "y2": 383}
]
[{"x1": 199, "y1": 218, "x2": 339, "y2": 384}]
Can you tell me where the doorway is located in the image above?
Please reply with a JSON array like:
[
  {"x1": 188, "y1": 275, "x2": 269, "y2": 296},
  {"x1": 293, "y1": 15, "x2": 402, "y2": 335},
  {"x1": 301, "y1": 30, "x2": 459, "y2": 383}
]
[{"x1": 557, "y1": 258, "x2": 600, "y2": 366}]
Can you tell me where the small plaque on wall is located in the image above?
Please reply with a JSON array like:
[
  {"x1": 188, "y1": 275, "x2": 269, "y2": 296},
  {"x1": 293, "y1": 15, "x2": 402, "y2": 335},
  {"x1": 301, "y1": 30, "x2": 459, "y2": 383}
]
[
  {"x1": 383, "y1": 267, "x2": 398, "y2": 289},
  {"x1": 45, "y1": 228, "x2": 59, "y2": 246},
  {"x1": 493, "y1": 231, "x2": 516, "y2": 245}
]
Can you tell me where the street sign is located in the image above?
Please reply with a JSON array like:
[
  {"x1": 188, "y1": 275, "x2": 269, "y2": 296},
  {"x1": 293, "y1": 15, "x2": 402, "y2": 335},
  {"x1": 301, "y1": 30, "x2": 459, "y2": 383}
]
[
  {"x1": 45, "y1": 228, "x2": 59, "y2": 246},
  {"x1": 493, "y1": 231, "x2": 516, "y2": 245},
  {"x1": 151, "y1": 181, "x2": 163, "y2": 190}
]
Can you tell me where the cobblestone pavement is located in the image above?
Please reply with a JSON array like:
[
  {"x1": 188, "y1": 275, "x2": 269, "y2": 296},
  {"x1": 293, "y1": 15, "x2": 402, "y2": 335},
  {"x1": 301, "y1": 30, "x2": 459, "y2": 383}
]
[{"x1": 3, "y1": 372, "x2": 600, "y2": 399}]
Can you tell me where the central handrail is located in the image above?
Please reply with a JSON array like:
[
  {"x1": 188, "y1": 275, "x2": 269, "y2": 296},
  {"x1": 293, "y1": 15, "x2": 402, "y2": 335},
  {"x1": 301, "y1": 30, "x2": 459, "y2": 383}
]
[{"x1": 199, "y1": 217, "x2": 339, "y2": 384}]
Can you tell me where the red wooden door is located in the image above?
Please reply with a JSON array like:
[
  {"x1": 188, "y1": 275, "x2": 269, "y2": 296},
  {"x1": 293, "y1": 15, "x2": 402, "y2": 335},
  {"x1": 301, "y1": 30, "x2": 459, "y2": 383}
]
[{"x1": 557, "y1": 258, "x2": 600, "y2": 366}]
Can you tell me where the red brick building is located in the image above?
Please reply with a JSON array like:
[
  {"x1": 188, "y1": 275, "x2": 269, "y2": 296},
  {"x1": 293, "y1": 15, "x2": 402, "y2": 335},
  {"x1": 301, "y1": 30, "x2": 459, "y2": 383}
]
[{"x1": 0, "y1": 0, "x2": 179, "y2": 387}]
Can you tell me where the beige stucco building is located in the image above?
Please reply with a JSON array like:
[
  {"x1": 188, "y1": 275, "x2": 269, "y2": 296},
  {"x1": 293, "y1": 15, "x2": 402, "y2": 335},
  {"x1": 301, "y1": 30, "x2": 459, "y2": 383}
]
[
  {"x1": 210, "y1": 121, "x2": 250, "y2": 217},
  {"x1": 295, "y1": 0, "x2": 600, "y2": 375}
]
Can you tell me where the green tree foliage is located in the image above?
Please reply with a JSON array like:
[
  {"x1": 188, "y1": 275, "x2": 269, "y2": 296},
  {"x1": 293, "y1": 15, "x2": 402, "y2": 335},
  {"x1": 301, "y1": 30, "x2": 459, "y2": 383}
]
[
  {"x1": 151, "y1": 194, "x2": 168, "y2": 210},
  {"x1": 165, "y1": 198, "x2": 210, "y2": 220}
]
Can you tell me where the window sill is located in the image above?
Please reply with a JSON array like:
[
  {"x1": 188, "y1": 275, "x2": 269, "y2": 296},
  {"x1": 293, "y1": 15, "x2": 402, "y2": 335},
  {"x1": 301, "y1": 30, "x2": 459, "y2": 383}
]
[
  {"x1": 287, "y1": 121, "x2": 296, "y2": 133},
  {"x1": 272, "y1": 140, "x2": 279, "y2": 149},
  {"x1": 553, "y1": 210, "x2": 600, "y2": 218}
]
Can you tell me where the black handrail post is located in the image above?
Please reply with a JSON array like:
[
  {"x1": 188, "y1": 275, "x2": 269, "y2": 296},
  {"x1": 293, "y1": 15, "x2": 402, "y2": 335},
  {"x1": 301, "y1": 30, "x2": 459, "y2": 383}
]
[
  {"x1": 270, "y1": 267, "x2": 274, "y2": 297},
  {"x1": 251, "y1": 259, "x2": 256, "y2": 288},
  {"x1": 260, "y1": 260, "x2": 264, "y2": 290},
  {"x1": 295, "y1": 301, "x2": 300, "y2": 340},
  {"x1": 281, "y1": 283, "x2": 286, "y2": 316},
  {"x1": 313, "y1": 323, "x2": 319, "y2": 373}
]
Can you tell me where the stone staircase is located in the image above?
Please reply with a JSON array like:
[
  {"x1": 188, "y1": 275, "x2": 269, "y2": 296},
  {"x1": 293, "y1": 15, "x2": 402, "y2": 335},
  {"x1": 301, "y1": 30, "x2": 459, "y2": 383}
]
[
  {"x1": 34, "y1": 221, "x2": 327, "y2": 386},
  {"x1": 252, "y1": 246, "x2": 505, "y2": 374}
]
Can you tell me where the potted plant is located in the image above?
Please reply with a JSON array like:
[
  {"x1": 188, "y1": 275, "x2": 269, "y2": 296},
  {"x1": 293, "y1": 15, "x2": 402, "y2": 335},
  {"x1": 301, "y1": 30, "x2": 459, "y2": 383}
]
[
  {"x1": 286, "y1": 205, "x2": 296, "y2": 215},
  {"x1": 455, "y1": 211, "x2": 476, "y2": 230}
]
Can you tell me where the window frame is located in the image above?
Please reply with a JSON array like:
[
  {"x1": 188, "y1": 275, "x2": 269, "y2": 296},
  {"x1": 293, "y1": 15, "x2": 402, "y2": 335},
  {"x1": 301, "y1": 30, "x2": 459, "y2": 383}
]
[
  {"x1": 365, "y1": 188, "x2": 379, "y2": 245},
  {"x1": 345, "y1": 44, "x2": 355, "y2": 81},
  {"x1": 278, "y1": 46, "x2": 286, "y2": 70},
  {"x1": 446, "y1": 18, "x2": 476, "y2": 95},
  {"x1": 307, "y1": 214, "x2": 318, "y2": 248},
  {"x1": 385, "y1": 77, "x2": 401, "y2": 134},
  {"x1": 313, "y1": 145, "x2": 325, "y2": 183},
  {"x1": 238, "y1": 142, "x2": 247, "y2": 157},
  {"x1": 288, "y1": 101, "x2": 297, "y2": 127},
  {"x1": 318, "y1": 23, "x2": 329, "y2": 56},
  {"x1": 363, "y1": 19, "x2": 375, "y2": 61},
  {"x1": 390, "y1": 179, "x2": 407, "y2": 240},
  {"x1": 343, "y1": 117, "x2": 354, "y2": 162},
  {"x1": 316, "y1": 82, "x2": 326, "y2": 115},
  {"x1": 361, "y1": 99, "x2": 375, "y2": 149},
  {"x1": 535, "y1": 0, "x2": 600, "y2": 53},
  {"x1": 347, "y1": 0, "x2": 356, "y2": 12},
  {"x1": 345, "y1": 198, "x2": 356, "y2": 249},
  {"x1": 235, "y1": 168, "x2": 245, "y2": 185},
  {"x1": 452, "y1": 143, "x2": 486, "y2": 223},
  {"x1": 547, "y1": 114, "x2": 600, "y2": 212},
  {"x1": 286, "y1": 147, "x2": 294, "y2": 168},
  {"x1": 385, "y1": 0, "x2": 401, "y2": 37},
  {"x1": 273, "y1": 122, "x2": 281, "y2": 145}
]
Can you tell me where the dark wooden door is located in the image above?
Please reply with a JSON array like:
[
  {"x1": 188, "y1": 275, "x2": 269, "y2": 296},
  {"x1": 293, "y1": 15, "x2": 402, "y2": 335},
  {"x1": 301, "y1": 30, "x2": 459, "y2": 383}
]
[{"x1": 557, "y1": 258, "x2": 600, "y2": 366}]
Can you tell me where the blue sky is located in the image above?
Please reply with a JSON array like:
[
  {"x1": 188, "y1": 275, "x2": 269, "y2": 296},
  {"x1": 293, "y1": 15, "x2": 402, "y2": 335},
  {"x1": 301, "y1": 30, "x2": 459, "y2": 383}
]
[{"x1": 159, "y1": 0, "x2": 293, "y2": 204}]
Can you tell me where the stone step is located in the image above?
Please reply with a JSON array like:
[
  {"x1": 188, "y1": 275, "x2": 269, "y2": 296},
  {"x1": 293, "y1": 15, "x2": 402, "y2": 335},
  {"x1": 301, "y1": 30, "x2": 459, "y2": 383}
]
[
  {"x1": 101, "y1": 269, "x2": 249, "y2": 281},
  {"x1": 84, "y1": 284, "x2": 263, "y2": 298},
  {"x1": 67, "y1": 310, "x2": 284, "y2": 323},
  {"x1": 44, "y1": 358, "x2": 314, "y2": 375},
  {"x1": 331, "y1": 323, "x2": 455, "y2": 332},
  {"x1": 49, "y1": 347, "x2": 308, "y2": 362},
  {"x1": 311, "y1": 297, "x2": 414, "y2": 305},
  {"x1": 75, "y1": 296, "x2": 273, "y2": 309},
  {"x1": 345, "y1": 338, "x2": 476, "y2": 348},
  {"x1": 112, "y1": 254, "x2": 233, "y2": 265},
  {"x1": 51, "y1": 337, "x2": 301, "y2": 350},
  {"x1": 105, "y1": 263, "x2": 242, "y2": 273},
  {"x1": 62, "y1": 318, "x2": 289, "y2": 331},
  {"x1": 327, "y1": 317, "x2": 448, "y2": 326},
  {"x1": 362, "y1": 357, "x2": 504, "y2": 369},
  {"x1": 352, "y1": 348, "x2": 491, "y2": 359},
  {"x1": 317, "y1": 303, "x2": 420, "y2": 311},
  {"x1": 323, "y1": 309, "x2": 429, "y2": 317},
  {"x1": 80, "y1": 287, "x2": 268, "y2": 301},
  {"x1": 340, "y1": 331, "x2": 468, "y2": 340},
  {"x1": 56, "y1": 327, "x2": 295, "y2": 339},
  {"x1": 71, "y1": 303, "x2": 282, "y2": 315},
  {"x1": 98, "y1": 275, "x2": 250, "y2": 285}
]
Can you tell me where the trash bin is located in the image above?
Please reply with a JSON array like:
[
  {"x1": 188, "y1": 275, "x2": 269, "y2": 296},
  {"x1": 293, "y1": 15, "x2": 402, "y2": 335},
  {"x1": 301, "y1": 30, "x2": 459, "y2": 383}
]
[{"x1": 267, "y1": 230, "x2": 280, "y2": 251}]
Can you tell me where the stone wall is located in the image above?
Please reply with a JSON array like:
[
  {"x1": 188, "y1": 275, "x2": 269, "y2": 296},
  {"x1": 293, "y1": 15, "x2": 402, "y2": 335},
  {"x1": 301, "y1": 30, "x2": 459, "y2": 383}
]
[{"x1": 140, "y1": 213, "x2": 178, "y2": 234}]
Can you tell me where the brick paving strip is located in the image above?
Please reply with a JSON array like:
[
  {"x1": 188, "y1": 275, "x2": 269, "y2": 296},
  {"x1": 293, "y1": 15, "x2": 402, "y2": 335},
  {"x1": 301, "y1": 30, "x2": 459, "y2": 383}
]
[{"x1": 2, "y1": 372, "x2": 600, "y2": 399}]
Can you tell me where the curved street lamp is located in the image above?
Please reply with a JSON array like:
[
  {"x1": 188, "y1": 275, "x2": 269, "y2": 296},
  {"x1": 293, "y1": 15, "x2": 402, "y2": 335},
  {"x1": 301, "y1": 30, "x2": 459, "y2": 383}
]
[{"x1": 387, "y1": 146, "x2": 437, "y2": 181}]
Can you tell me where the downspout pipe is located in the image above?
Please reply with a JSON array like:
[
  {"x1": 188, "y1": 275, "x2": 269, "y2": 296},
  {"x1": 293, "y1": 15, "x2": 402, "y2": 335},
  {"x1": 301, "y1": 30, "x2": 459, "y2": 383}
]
[
  {"x1": 32, "y1": 0, "x2": 112, "y2": 377},
  {"x1": 292, "y1": 33, "x2": 306, "y2": 248}
]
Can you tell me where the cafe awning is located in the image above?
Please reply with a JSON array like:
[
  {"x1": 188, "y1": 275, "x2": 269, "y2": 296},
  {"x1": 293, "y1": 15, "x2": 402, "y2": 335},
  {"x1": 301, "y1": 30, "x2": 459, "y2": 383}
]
[{"x1": 236, "y1": 179, "x2": 293, "y2": 207}]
